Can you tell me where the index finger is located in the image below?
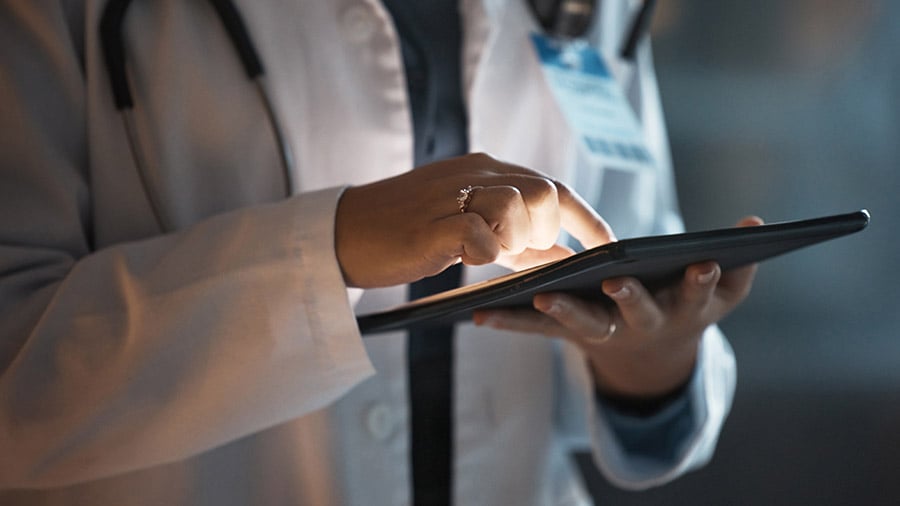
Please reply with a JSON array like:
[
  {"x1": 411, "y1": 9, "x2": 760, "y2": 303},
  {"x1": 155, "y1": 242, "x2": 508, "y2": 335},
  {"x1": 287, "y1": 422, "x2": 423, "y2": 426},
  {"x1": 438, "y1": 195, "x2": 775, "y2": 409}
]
[
  {"x1": 477, "y1": 157, "x2": 614, "y2": 247},
  {"x1": 555, "y1": 181, "x2": 616, "y2": 248}
]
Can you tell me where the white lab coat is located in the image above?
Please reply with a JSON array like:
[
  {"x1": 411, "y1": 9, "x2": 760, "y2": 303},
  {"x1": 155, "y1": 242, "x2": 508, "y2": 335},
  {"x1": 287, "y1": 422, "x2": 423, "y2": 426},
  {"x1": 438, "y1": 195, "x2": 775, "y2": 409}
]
[{"x1": 0, "y1": 0, "x2": 736, "y2": 504}]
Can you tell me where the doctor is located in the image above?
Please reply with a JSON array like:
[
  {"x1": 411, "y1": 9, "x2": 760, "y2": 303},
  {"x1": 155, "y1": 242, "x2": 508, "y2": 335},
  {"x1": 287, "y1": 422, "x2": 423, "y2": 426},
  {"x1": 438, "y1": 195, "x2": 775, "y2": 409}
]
[{"x1": 0, "y1": 0, "x2": 758, "y2": 504}]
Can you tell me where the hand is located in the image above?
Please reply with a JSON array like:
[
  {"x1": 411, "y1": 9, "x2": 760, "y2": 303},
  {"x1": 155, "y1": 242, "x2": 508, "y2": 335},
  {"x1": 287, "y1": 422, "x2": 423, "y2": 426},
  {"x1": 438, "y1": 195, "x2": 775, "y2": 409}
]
[
  {"x1": 473, "y1": 216, "x2": 763, "y2": 398},
  {"x1": 335, "y1": 153, "x2": 614, "y2": 288}
]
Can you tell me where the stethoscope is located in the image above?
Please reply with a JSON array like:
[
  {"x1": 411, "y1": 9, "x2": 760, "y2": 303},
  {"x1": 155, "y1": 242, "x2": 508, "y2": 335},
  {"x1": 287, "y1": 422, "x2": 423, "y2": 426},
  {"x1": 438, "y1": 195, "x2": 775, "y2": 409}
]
[
  {"x1": 528, "y1": 0, "x2": 658, "y2": 58},
  {"x1": 99, "y1": 0, "x2": 656, "y2": 232},
  {"x1": 99, "y1": 0, "x2": 294, "y2": 232}
]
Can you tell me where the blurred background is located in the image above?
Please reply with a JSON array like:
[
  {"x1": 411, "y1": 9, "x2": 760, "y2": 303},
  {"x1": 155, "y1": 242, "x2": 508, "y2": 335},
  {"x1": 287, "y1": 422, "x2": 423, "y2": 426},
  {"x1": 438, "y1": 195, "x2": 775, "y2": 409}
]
[{"x1": 579, "y1": 1, "x2": 900, "y2": 504}]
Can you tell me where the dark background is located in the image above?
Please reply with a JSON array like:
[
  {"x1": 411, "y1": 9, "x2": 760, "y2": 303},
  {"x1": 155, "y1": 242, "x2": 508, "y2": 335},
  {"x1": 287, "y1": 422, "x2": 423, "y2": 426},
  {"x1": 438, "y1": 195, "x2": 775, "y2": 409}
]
[{"x1": 581, "y1": 1, "x2": 900, "y2": 504}]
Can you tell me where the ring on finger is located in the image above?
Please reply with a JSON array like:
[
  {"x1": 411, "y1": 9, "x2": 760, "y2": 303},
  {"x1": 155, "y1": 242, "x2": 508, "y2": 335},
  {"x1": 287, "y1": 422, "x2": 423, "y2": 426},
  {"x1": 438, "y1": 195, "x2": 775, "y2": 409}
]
[
  {"x1": 583, "y1": 317, "x2": 617, "y2": 345},
  {"x1": 457, "y1": 185, "x2": 484, "y2": 213}
]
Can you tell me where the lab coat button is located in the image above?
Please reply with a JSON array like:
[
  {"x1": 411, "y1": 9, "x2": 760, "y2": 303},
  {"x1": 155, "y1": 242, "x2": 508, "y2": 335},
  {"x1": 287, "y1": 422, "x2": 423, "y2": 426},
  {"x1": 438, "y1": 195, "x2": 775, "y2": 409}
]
[
  {"x1": 340, "y1": 5, "x2": 377, "y2": 44},
  {"x1": 365, "y1": 403, "x2": 395, "y2": 441}
]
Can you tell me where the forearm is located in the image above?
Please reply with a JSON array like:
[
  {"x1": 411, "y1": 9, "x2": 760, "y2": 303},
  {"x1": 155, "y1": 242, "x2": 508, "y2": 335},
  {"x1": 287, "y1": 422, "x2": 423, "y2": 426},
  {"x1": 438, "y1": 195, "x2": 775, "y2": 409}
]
[{"x1": 0, "y1": 191, "x2": 374, "y2": 488}]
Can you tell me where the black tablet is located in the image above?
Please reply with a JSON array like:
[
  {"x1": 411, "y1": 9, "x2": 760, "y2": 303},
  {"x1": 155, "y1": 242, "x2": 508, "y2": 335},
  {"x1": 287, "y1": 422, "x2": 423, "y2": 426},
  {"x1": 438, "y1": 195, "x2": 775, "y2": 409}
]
[{"x1": 356, "y1": 210, "x2": 870, "y2": 335}]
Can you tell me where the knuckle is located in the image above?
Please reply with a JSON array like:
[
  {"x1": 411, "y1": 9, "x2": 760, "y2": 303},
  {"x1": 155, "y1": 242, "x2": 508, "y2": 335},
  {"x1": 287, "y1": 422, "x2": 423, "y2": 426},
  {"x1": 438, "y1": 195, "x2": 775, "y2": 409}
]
[
  {"x1": 536, "y1": 177, "x2": 559, "y2": 203},
  {"x1": 466, "y1": 152, "x2": 496, "y2": 166},
  {"x1": 552, "y1": 180, "x2": 576, "y2": 203},
  {"x1": 495, "y1": 186, "x2": 524, "y2": 211},
  {"x1": 478, "y1": 188, "x2": 526, "y2": 232},
  {"x1": 458, "y1": 211, "x2": 488, "y2": 236},
  {"x1": 519, "y1": 176, "x2": 558, "y2": 205},
  {"x1": 463, "y1": 223, "x2": 501, "y2": 263}
]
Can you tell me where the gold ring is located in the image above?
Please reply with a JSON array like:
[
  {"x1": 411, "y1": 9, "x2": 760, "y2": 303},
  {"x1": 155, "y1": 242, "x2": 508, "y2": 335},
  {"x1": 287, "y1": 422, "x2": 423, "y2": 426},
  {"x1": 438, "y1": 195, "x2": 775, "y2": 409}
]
[
  {"x1": 583, "y1": 319, "x2": 616, "y2": 345},
  {"x1": 457, "y1": 185, "x2": 483, "y2": 213}
]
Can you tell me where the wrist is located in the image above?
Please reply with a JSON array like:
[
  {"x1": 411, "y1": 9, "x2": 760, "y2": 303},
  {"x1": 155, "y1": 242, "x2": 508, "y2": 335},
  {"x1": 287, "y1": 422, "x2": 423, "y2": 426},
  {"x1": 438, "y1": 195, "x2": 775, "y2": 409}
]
[
  {"x1": 334, "y1": 185, "x2": 370, "y2": 288},
  {"x1": 587, "y1": 337, "x2": 700, "y2": 399},
  {"x1": 595, "y1": 368, "x2": 694, "y2": 417}
]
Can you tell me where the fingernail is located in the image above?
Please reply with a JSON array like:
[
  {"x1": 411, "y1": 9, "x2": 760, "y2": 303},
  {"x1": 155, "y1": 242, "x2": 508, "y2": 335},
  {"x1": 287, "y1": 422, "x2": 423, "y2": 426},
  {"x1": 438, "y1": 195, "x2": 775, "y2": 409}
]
[
  {"x1": 473, "y1": 313, "x2": 499, "y2": 327},
  {"x1": 534, "y1": 298, "x2": 562, "y2": 315},
  {"x1": 697, "y1": 267, "x2": 717, "y2": 285},
  {"x1": 605, "y1": 281, "x2": 631, "y2": 300}
]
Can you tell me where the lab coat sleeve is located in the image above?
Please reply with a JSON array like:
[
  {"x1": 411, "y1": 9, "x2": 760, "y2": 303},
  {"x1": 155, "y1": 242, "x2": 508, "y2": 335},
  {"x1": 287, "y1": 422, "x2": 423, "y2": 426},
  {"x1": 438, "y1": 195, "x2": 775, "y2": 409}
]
[
  {"x1": 0, "y1": 4, "x2": 374, "y2": 489},
  {"x1": 559, "y1": 327, "x2": 736, "y2": 489}
]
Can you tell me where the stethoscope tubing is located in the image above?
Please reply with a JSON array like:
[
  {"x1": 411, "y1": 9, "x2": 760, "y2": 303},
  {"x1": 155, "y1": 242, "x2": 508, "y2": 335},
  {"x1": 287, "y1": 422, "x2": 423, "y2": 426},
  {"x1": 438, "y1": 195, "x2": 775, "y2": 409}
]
[
  {"x1": 99, "y1": 0, "x2": 295, "y2": 232},
  {"x1": 99, "y1": 0, "x2": 654, "y2": 232}
]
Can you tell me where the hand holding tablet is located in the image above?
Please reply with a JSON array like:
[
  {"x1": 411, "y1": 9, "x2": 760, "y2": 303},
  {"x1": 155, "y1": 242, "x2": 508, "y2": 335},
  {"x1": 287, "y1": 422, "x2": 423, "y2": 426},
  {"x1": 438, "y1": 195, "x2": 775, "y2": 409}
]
[{"x1": 357, "y1": 210, "x2": 869, "y2": 335}]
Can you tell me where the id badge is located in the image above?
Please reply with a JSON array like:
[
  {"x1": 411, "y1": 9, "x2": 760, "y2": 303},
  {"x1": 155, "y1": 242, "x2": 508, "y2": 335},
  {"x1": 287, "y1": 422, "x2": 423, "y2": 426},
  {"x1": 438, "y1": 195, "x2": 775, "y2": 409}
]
[{"x1": 530, "y1": 33, "x2": 654, "y2": 173}]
